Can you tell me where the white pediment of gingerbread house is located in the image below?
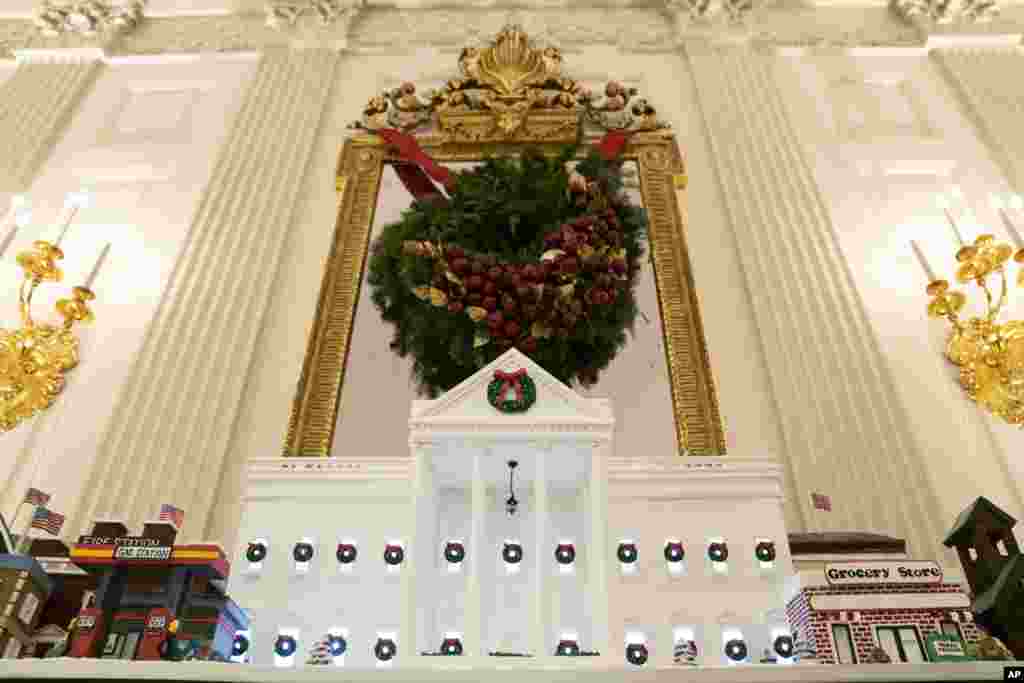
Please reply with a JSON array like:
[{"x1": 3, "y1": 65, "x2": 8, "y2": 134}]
[{"x1": 409, "y1": 348, "x2": 614, "y2": 435}]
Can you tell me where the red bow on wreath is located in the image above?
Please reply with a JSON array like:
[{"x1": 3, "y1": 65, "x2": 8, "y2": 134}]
[
  {"x1": 493, "y1": 368, "x2": 527, "y2": 403},
  {"x1": 373, "y1": 128, "x2": 635, "y2": 201}
]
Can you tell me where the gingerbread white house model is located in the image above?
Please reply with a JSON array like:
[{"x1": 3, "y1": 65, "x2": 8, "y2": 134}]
[{"x1": 229, "y1": 348, "x2": 794, "y2": 669}]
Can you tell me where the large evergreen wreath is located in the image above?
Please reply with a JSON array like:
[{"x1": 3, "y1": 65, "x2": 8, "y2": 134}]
[{"x1": 367, "y1": 143, "x2": 646, "y2": 398}]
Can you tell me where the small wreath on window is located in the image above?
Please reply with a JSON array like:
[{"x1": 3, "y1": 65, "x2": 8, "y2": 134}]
[
  {"x1": 337, "y1": 543, "x2": 357, "y2": 564},
  {"x1": 626, "y1": 643, "x2": 648, "y2": 666},
  {"x1": 232, "y1": 634, "x2": 249, "y2": 657},
  {"x1": 664, "y1": 541, "x2": 685, "y2": 563},
  {"x1": 444, "y1": 542, "x2": 466, "y2": 564},
  {"x1": 755, "y1": 541, "x2": 776, "y2": 563},
  {"x1": 487, "y1": 369, "x2": 537, "y2": 413},
  {"x1": 328, "y1": 635, "x2": 347, "y2": 657},
  {"x1": 556, "y1": 640, "x2": 580, "y2": 657},
  {"x1": 374, "y1": 637, "x2": 397, "y2": 661},
  {"x1": 246, "y1": 542, "x2": 267, "y2": 563},
  {"x1": 725, "y1": 638, "x2": 748, "y2": 662},
  {"x1": 293, "y1": 542, "x2": 314, "y2": 563},
  {"x1": 617, "y1": 542, "x2": 638, "y2": 564},
  {"x1": 555, "y1": 543, "x2": 576, "y2": 565},
  {"x1": 503, "y1": 542, "x2": 523, "y2": 564},
  {"x1": 773, "y1": 635, "x2": 793, "y2": 659},
  {"x1": 708, "y1": 542, "x2": 729, "y2": 563},
  {"x1": 274, "y1": 635, "x2": 297, "y2": 658},
  {"x1": 384, "y1": 544, "x2": 405, "y2": 565},
  {"x1": 441, "y1": 638, "x2": 463, "y2": 656}
]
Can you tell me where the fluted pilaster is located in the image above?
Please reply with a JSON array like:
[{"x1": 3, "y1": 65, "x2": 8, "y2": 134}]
[
  {"x1": 67, "y1": 48, "x2": 341, "y2": 540},
  {"x1": 465, "y1": 451, "x2": 486, "y2": 658},
  {"x1": 531, "y1": 444, "x2": 549, "y2": 659},
  {"x1": 933, "y1": 47, "x2": 1024, "y2": 190},
  {"x1": 402, "y1": 440, "x2": 433, "y2": 657},
  {"x1": 0, "y1": 51, "x2": 102, "y2": 192},
  {"x1": 588, "y1": 439, "x2": 610, "y2": 656},
  {"x1": 687, "y1": 43, "x2": 948, "y2": 563}
]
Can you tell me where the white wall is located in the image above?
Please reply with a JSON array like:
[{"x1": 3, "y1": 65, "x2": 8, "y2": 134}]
[
  {"x1": 0, "y1": 54, "x2": 256, "y2": 531},
  {"x1": 773, "y1": 52, "x2": 1024, "y2": 540}
]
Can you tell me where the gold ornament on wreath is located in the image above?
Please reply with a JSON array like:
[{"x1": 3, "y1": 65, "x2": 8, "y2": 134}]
[
  {"x1": 349, "y1": 24, "x2": 670, "y2": 144},
  {"x1": 914, "y1": 191, "x2": 1024, "y2": 427}
]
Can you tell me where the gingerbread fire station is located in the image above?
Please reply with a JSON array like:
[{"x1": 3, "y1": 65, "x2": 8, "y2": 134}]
[{"x1": 65, "y1": 518, "x2": 248, "y2": 661}]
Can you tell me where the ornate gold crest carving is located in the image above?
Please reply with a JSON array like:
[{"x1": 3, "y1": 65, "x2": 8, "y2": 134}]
[{"x1": 351, "y1": 24, "x2": 669, "y2": 145}]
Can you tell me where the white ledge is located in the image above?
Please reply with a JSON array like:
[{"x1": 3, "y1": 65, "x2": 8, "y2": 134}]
[
  {"x1": 247, "y1": 457, "x2": 412, "y2": 481},
  {"x1": 0, "y1": 658, "x2": 1015, "y2": 681},
  {"x1": 925, "y1": 33, "x2": 1024, "y2": 49},
  {"x1": 608, "y1": 457, "x2": 783, "y2": 477},
  {"x1": 14, "y1": 48, "x2": 106, "y2": 64}
]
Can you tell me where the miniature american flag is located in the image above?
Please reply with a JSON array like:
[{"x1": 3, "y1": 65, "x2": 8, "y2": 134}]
[
  {"x1": 23, "y1": 488, "x2": 51, "y2": 506},
  {"x1": 159, "y1": 504, "x2": 184, "y2": 529},
  {"x1": 811, "y1": 492, "x2": 832, "y2": 512},
  {"x1": 30, "y1": 507, "x2": 64, "y2": 535}
]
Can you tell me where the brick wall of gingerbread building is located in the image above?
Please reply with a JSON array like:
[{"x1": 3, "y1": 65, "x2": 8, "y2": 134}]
[{"x1": 787, "y1": 583, "x2": 976, "y2": 664}]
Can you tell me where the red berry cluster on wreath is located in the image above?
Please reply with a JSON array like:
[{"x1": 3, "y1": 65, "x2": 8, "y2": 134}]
[{"x1": 408, "y1": 206, "x2": 631, "y2": 360}]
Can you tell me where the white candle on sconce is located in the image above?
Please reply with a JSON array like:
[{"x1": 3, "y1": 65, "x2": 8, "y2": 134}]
[
  {"x1": 53, "y1": 190, "x2": 90, "y2": 248},
  {"x1": 943, "y1": 207, "x2": 965, "y2": 246},
  {"x1": 999, "y1": 209, "x2": 1024, "y2": 250},
  {"x1": 935, "y1": 192, "x2": 965, "y2": 245},
  {"x1": 0, "y1": 226, "x2": 17, "y2": 260},
  {"x1": 84, "y1": 243, "x2": 111, "y2": 291},
  {"x1": 911, "y1": 241, "x2": 938, "y2": 283},
  {"x1": 0, "y1": 195, "x2": 29, "y2": 260}
]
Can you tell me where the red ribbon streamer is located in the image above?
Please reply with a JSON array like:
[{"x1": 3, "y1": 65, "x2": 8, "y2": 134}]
[
  {"x1": 494, "y1": 368, "x2": 527, "y2": 403},
  {"x1": 376, "y1": 128, "x2": 454, "y2": 189},
  {"x1": 375, "y1": 127, "x2": 632, "y2": 200},
  {"x1": 391, "y1": 163, "x2": 444, "y2": 202},
  {"x1": 596, "y1": 129, "x2": 635, "y2": 160}
]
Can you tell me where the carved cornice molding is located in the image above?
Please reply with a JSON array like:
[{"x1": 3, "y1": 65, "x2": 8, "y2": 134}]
[
  {"x1": 890, "y1": 0, "x2": 1000, "y2": 25},
  {"x1": 34, "y1": 0, "x2": 145, "y2": 37},
  {"x1": 0, "y1": 4, "x2": 1021, "y2": 59},
  {"x1": 264, "y1": 0, "x2": 364, "y2": 30},
  {"x1": 666, "y1": 0, "x2": 755, "y2": 26}
]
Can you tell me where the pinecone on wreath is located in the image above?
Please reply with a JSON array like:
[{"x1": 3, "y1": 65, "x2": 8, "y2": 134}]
[{"x1": 306, "y1": 636, "x2": 333, "y2": 665}]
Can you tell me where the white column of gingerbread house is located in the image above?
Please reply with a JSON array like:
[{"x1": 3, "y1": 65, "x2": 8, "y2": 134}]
[{"x1": 409, "y1": 348, "x2": 615, "y2": 662}]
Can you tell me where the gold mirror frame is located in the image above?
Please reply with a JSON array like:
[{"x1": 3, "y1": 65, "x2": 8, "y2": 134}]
[{"x1": 282, "y1": 130, "x2": 725, "y2": 457}]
